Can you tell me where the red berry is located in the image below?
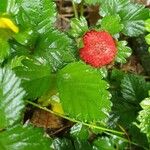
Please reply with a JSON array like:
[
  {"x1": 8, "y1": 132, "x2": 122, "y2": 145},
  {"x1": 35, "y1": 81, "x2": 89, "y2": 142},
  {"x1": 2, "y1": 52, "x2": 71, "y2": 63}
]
[{"x1": 80, "y1": 30, "x2": 117, "y2": 68}]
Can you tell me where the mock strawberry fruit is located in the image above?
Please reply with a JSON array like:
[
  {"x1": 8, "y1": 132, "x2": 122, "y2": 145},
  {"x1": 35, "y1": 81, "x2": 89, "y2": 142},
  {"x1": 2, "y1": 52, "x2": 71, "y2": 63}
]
[{"x1": 80, "y1": 30, "x2": 117, "y2": 68}]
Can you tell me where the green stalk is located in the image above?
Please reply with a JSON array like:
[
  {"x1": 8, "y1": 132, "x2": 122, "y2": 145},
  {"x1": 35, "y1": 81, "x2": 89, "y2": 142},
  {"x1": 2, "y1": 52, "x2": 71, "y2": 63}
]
[
  {"x1": 26, "y1": 100, "x2": 123, "y2": 135},
  {"x1": 80, "y1": 1, "x2": 84, "y2": 17},
  {"x1": 26, "y1": 100, "x2": 146, "y2": 148},
  {"x1": 72, "y1": 1, "x2": 78, "y2": 18}
]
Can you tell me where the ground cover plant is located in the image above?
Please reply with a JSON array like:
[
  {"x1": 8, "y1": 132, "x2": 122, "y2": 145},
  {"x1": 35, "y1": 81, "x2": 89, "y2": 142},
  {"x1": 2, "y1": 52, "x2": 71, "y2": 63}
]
[{"x1": 0, "y1": 0, "x2": 150, "y2": 149}]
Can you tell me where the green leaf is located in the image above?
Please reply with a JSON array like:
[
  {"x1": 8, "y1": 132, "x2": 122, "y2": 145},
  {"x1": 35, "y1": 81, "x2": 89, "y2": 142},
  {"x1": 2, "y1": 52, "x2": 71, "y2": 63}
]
[
  {"x1": 111, "y1": 92, "x2": 139, "y2": 127},
  {"x1": 110, "y1": 69, "x2": 125, "y2": 85},
  {"x1": 93, "y1": 135, "x2": 128, "y2": 150},
  {"x1": 73, "y1": 138, "x2": 92, "y2": 150},
  {"x1": 5, "y1": 0, "x2": 21, "y2": 15},
  {"x1": 57, "y1": 62, "x2": 111, "y2": 122},
  {"x1": 14, "y1": 58, "x2": 52, "y2": 99},
  {"x1": 0, "y1": 67, "x2": 25, "y2": 129},
  {"x1": 110, "y1": 69, "x2": 125, "y2": 91},
  {"x1": 145, "y1": 19, "x2": 150, "y2": 32},
  {"x1": 98, "y1": 67, "x2": 108, "y2": 78},
  {"x1": 115, "y1": 41, "x2": 132, "y2": 64},
  {"x1": 70, "y1": 123, "x2": 89, "y2": 140},
  {"x1": 70, "y1": 17, "x2": 88, "y2": 38},
  {"x1": 9, "y1": 41, "x2": 30, "y2": 57},
  {"x1": 35, "y1": 29, "x2": 77, "y2": 72},
  {"x1": 52, "y1": 137, "x2": 93, "y2": 150},
  {"x1": 13, "y1": 28, "x2": 39, "y2": 47},
  {"x1": 100, "y1": 0, "x2": 130, "y2": 17},
  {"x1": 148, "y1": 47, "x2": 150, "y2": 53},
  {"x1": 101, "y1": 15, "x2": 123, "y2": 35},
  {"x1": 84, "y1": 0, "x2": 103, "y2": 5},
  {"x1": 10, "y1": 0, "x2": 56, "y2": 33},
  {"x1": 145, "y1": 34, "x2": 150, "y2": 45},
  {"x1": 100, "y1": 0, "x2": 149, "y2": 37},
  {"x1": 110, "y1": 73, "x2": 150, "y2": 148},
  {"x1": 52, "y1": 138, "x2": 74, "y2": 150},
  {"x1": 110, "y1": 92, "x2": 149, "y2": 148},
  {"x1": 128, "y1": 125, "x2": 149, "y2": 149},
  {"x1": 119, "y1": 3, "x2": 150, "y2": 37},
  {"x1": 9, "y1": 56, "x2": 26, "y2": 69},
  {"x1": 0, "y1": 124, "x2": 52, "y2": 150},
  {"x1": 0, "y1": 38, "x2": 10, "y2": 63},
  {"x1": 93, "y1": 137, "x2": 116, "y2": 150},
  {"x1": 121, "y1": 74, "x2": 149, "y2": 103},
  {"x1": 138, "y1": 96, "x2": 150, "y2": 142},
  {"x1": 110, "y1": 73, "x2": 149, "y2": 127},
  {"x1": 0, "y1": 0, "x2": 7, "y2": 12}
]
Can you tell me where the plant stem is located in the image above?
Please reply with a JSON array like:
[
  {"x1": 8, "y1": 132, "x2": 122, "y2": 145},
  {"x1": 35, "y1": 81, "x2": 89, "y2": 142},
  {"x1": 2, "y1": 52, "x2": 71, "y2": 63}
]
[
  {"x1": 26, "y1": 100, "x2": 123, "y2": 135},
  {"x1": 72, "y1": 1, "x2": 78, "y2": 18},
  {"x1": 80, "y1": 1, "x2": 84, "y2": 17},
  {"x1": 26, "y1": 100, "x2": 146, "y2": 148}
]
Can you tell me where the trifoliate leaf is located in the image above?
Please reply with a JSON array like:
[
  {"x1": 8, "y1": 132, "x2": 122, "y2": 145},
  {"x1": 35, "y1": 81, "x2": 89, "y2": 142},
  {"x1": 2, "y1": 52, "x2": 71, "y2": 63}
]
[
  {"x1": 11, "y1": 0, "x2": 56, "y2": 33},
  {"x1": 0, "y1": 67, "x2": 25, "y2": 129},
  {"x1": 100, "y1": 0, "x2": 149, "y2": 37},
  {"x1": 138, "y1": 96, "x2": 150, "y2": 141},
  {"x1": 70, "y1": 17, "x2": 88, "y2": 38},
  {"x1": 0, "y1": 124, "x2": 52, "y2": 150},
  {"x1": 101, "y1": 15, "x2": 123, "y2": 35},
  {"x1": 0, "y1": 38, "x2": 10, "y2": 63},
  {"x1": 14, "y1": 58, "x2": 52, "y2": 99},
  {"x1": 57, "y1": 62, "x2": 111, "y2": 122},
  {"x1": 121, "y1": 74, "x2": 149, "y2": 103},
  {"x1": 116, "y1": 41, "x2": 132, "y2": 64},
  {"x1": 35, "y1": 29, "x2": 77, "y2": 72}
]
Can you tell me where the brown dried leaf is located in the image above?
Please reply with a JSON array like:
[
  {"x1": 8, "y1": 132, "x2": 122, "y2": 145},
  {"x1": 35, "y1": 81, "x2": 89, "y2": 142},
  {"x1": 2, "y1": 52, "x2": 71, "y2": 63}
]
[
  {"x1": 31, "y1": 109, "x2": 63, "y2": 129},
  {"x1": 121, "y1": 56, "x2": 144, "y2": 74}
]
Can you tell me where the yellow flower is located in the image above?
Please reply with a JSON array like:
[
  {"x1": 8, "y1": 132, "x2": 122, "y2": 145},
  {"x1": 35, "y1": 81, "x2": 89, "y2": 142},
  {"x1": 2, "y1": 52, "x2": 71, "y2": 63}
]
[{"x1": 0, "y1": 17, "x2": 19, "y2": 33}]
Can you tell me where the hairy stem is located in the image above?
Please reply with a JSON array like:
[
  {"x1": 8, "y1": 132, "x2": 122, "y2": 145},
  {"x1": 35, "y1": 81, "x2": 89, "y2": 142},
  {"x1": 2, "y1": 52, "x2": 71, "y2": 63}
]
[
  {"x1": 26, "y1": 100, "x2": 145, "y2": 148},
  {"x1": 80, "y1": 1, "x2": 84, "y2": 16},
  {"x1": 72, "y1": 1, "x2": 78, "y2": 18}
]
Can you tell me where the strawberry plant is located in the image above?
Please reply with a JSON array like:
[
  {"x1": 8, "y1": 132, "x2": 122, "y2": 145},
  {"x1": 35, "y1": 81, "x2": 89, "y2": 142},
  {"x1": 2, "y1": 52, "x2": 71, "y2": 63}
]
[{"x1": 0, "y1": 0, "x2": 150, "y2": 149}]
